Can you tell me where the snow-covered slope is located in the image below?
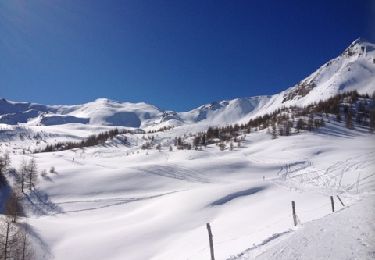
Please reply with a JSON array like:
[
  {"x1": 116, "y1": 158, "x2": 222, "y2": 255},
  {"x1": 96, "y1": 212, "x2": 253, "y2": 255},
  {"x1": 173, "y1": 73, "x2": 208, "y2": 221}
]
[
  {"x1": 0, "y1": 98, "x2": 53, "y2": 124},
  {"x1": 182, "y1": 37, "x2": 375, "y2": 126},
  {"x1": 235, "y1": 195, "x2": 375, "y2": 260},
  {"x1": 56, "y1": 98, "x2": 164, "y2": 128},
  {"x1": 180, "y1": 96, "x2": 272, "y2": 125},
  {"x1": 0, "y1": 98, "x2": 167, "y2": 127},
  {"x1": 0, "y1": 39, "x2": 374, "y2": 260},
  {"x1": 0, "y1": 96, "x2": 273, "y2": 128},
  {"x1": 2, "y1": 118, "x2": 373, "y2": 260},
  {"x1": 240, "y1": 38, "x2": 375, "y2": 121},
  {"x1": 284, "y1": 38, "x2": 375, "y2": 103},
  {"x1": 1, "y1": 39, "x2": 375, "y2": 129}
]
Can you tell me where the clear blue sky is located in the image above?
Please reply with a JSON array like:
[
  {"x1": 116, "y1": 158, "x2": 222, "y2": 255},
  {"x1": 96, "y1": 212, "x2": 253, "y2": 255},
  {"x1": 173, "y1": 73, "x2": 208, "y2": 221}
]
[{"x1": 0, "y1": 0, "x2": 374, "y2": 111}]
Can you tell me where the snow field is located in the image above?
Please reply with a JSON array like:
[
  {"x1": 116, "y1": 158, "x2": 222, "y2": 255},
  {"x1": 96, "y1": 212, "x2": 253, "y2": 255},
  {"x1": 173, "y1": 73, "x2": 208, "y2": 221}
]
[{"x1": 2, "y1": 121, "x2": 371, "y2": 259}]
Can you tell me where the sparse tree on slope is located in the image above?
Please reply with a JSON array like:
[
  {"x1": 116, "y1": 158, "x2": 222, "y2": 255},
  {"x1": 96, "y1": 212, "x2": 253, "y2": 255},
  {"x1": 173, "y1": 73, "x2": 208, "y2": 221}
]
[
  {"x1": 272, "y1": 123, "x2": 278, "y2": 139},
  {"x1": 18, "y1": 159, "x2": 28, "y2": 193},
  {"x1": 345, "y1": 107, "x2": 354, "y2": 129},
  {"x1": 26, "y1": 158, "x2": 38, "y2": 192},
  {"x1": 5, "y1": 191, "x2": 23, "y2": 223}
]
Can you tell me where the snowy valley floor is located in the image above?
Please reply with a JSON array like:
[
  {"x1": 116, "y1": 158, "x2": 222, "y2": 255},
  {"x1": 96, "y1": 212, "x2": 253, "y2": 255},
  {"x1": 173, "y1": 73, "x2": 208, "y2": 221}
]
[{"x1": 1, "y1": 122, "x2": 375, "y2": 260}]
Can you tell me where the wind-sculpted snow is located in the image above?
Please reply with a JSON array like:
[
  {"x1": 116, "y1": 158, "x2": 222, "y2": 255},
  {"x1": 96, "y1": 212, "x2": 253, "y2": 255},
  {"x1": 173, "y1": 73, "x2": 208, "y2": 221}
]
[
  {"x1": 0, "y1": 38, "x2": 374, "y2": 260},
  {"x1": 0, "y1": 116, "x2": 372, "y2": 260}
]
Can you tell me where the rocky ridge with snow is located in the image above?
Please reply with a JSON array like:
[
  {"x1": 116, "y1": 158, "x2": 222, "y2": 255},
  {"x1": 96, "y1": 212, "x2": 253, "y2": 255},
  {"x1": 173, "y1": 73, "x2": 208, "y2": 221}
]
[
  {"x1": 1, "y1": 39, "x2": 374, "y2": 129},
  {"x1": 0, "y1": 39, "x2": 374, "y2": 260}
]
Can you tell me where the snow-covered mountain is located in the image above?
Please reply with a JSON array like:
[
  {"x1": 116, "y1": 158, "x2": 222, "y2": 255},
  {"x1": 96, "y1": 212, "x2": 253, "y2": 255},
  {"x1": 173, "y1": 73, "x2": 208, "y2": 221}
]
[
  {"x1": 1, "y1": 39, "x2": 375, "y2": 260},
  {"x1": 0, "y1": 98, "x2": 164, "y2": 128},
  {"x1": 1, "y1": 39, "x2": 374, "y2": 128},
  {"x1": 250, "y1": 38, "x2": 375, "y2": 117}
]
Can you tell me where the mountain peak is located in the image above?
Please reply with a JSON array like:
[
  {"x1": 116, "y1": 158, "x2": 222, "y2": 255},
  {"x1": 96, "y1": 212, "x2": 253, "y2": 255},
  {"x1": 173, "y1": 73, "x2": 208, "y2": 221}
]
[
  {"x1": 351, "y1": 37, "x2": 373, "y2": 46},
  {"x1": 344, "y1": 38, "x2": 375, "y2": 57},
  {"x1": 94, "y1": 98, "x2": 116, "y2": 104},
  {"x1": 1, "y1": 38, "x2": 374, "y2": 127}
]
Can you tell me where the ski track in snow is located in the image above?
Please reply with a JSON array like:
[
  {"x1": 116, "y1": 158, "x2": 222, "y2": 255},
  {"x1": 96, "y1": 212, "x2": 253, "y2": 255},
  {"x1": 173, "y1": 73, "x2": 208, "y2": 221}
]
[
  {"x1": 1, "y1": 127, "x2": 372, "y2": 260},
  {"x1": 233, "y1": 195, "x2": 375, "y2": 260},
  {"x1": 1, "y1": 39, "x2": 374, "y2": 259},
  {"x1": 273, "y1": 151, "x2": 375, "y2": 195},
  {"x1": 52, "y1": 191, "x2": 179, "y2": 215},
  {"x1": 228, "y1": 151, "x2": 375, "y2": 259},
  {"x1": 133, "y1": 164, "x2": 210, "y2": 183}
]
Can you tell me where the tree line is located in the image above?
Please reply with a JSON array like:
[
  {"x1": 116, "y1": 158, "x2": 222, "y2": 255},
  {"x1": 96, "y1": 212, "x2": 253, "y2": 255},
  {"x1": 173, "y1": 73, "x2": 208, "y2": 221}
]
[
  {"x1": 173, "y1": 91, "x2": 375, "y2": 150},
  {"x1": 35, "y1": 129, "x2": 132, "y2": 153},
  {"x1": 0, "y1": 153, "x2": 36, "y2": 259}
]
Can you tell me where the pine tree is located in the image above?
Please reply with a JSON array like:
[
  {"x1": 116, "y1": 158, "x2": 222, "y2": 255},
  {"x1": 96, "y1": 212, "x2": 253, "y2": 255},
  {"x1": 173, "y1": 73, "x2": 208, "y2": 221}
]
[
  {"x1": 26, "y1": 159, "x2": 38, "y2": 192},
  {"x1": 271, "y1": 123, "x2": 278, "y2": 139},
  {"x1": 345, "y1": 108, "x2": 354, "y2": 129},
  {"x1": 0, "y1": 153, "x2": 10, "y2": 187},
  {"x1": 296, "y1": 118, "x2": 304, "y2": 133},
  {"x1": 308, "y1": 114, "x2": 314, "y2": 131},
  {"x1": 285, "y1": 121, "x2": 291, "y2": 136},
  {"x1": 5, "y1": 191, "x2": 22, "y2": 223},
  {"x1": 0, "y1": 153, "x2": 10, "y2": 177},
  {"x1": 18, "y1": 159, "x2": 28, "y2": 193},
  {"x1": 193, "y1": 136, "x2": 200, "y2": 148},
  {"x1": 201, "y1": 134, "x2": 206, "y2": 146}
]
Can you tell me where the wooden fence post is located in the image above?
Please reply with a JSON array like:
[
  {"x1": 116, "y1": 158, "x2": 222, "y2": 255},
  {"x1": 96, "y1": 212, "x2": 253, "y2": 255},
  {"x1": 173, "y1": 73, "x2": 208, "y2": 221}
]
[
  {"x1": 4, "y1": 221, "x2": 10, "y2": 260},
  {"x1": 291, "y1": 201, "x2": 297, "y2": 226},
  {"x1": 206, "y1": 223, "x2": 215, "y2": 260},
  {"x1": 330, "y1": 196, "x2": 335, "y2": 212},
  {"x1": 336, "y1": 195, "x2": 345, "y2": 206}
]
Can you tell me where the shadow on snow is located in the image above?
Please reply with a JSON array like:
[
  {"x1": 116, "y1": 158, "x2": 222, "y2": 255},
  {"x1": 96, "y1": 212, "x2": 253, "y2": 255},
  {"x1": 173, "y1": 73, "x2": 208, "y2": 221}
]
[{"x1": 210, "y1": 186, "x2": 267, "y2": 206}]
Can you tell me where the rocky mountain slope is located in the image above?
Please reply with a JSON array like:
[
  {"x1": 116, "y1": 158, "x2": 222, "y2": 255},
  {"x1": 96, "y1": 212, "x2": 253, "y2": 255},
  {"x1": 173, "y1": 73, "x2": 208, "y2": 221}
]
[
  {"x1": 0, "y1": 39, "x2": 374, "y2": 260},
  {"x1": 1, "y1": 39, "x2": 374, "y2": 128}
]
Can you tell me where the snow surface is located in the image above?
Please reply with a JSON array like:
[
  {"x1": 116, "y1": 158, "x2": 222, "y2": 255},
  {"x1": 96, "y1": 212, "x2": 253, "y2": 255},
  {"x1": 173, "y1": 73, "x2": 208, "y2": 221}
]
[
  {"x1": 236, "y1": 195, "x2": 375, "y2": 260},
  {"x1": 1, "y1": 120, "x2": 373, "y2": 260},
  {"x1": 0, "y1": 38, "x2": 374, "y2": 259}
]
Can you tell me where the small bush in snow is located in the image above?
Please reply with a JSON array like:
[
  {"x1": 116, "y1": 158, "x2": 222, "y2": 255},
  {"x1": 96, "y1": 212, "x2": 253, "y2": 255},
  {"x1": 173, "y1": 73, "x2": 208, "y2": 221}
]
[{"x1": 41, "y1": 169, "x2": 47, "y2": 177}]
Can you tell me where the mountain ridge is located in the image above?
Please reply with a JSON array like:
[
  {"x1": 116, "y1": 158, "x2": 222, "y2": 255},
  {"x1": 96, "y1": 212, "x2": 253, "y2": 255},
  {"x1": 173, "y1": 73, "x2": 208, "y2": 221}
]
[{"x1": 1, "y1": 39, "x2": 374, "y2": 128}]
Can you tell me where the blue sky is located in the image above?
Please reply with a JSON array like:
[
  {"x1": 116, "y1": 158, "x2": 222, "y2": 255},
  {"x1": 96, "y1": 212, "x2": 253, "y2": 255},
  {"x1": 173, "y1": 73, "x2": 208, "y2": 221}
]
[{"x1": 0, "y1": 0, "x2": 374, "y2": 111}]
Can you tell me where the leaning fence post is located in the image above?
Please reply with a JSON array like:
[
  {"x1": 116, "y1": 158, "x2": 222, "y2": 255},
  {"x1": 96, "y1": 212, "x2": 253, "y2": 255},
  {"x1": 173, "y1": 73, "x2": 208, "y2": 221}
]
[
  {"x1": 291, "y1": 201, "x2": 297, "y2": 226},
  {"x1": 336, "y1": 195, "x2": 345, "y2": 206},
  {"x1": 206, "y1": 223, "x2": 215, "y2": 260},
  {"x1": 330, "y1": 196, "x2": 335, "y2": 212}
]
